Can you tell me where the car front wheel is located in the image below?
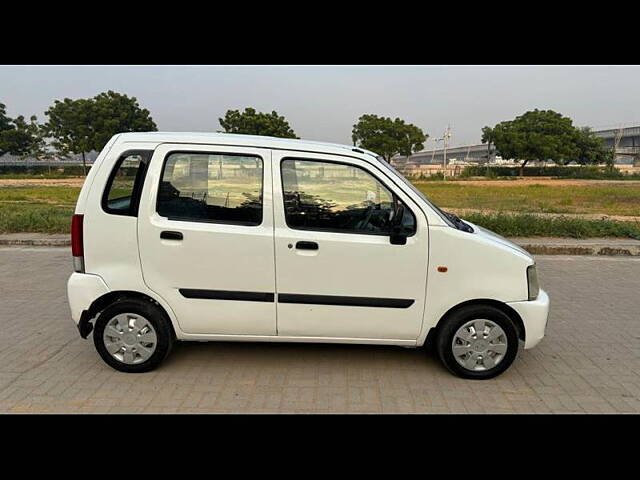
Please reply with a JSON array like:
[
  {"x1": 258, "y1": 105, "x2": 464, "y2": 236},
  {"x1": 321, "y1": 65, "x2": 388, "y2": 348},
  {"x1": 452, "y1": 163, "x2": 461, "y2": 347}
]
[{"x1": 436, "y1": 305, "x2": 519, "y2": 379}]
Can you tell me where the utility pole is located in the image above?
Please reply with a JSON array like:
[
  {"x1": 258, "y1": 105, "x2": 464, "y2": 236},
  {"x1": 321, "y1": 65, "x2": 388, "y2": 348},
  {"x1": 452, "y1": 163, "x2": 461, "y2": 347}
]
[
  {"x1": 431, "y1": 137, "x2": 443, "y2": 165},
  {"x1": 442, "y1": 125, "x2": 452, "y2": 180},
  {"x1": 612, "y1": 125, "x2": 624, "y2": 171}
]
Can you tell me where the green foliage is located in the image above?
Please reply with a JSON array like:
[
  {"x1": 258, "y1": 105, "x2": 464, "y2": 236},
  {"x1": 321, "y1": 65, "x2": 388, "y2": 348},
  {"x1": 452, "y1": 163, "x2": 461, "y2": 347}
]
[
  {"x1": 463, "y1": 212, "x2": 640, "y2": 239},
  {"x1": 572, "y1": 127, "x2": 613, "y2": 167},
  {"x1": 219, "y1": 107, "x2": 298, "y2": 138},
  {"x1": 352, "y1": 114, "x2": 427, "y2": 162},
  {"x1": 491, "y1": 109, "x2": 579, "y2": 174},
  {"x1": 90, "y1": 91, "x2": 157, "y2": 149},
  {"x1": 44, "y1": 91, "x2": 157, "y2": 171},
  {"x1": 481, "y1": 126, "x2": 494, "y2": 145},
  {"x1": 0, "y1": 115, "x2": 49, "y2": 159},
  {"x1": 461, "y1": 165, "x2": 638, "y2": 179},
  {"x1": 44, "y1": 97, "x2": 95, "y2": 158},
  {"x1": 0, "y1": 102, "x2": 15, "y2": 156},
  {"x1": 480, "y1": 126, "x2": 496, "y2": 163},
  {"x1": 0, "y1": 102, "x2": 12, "y2": 131}
]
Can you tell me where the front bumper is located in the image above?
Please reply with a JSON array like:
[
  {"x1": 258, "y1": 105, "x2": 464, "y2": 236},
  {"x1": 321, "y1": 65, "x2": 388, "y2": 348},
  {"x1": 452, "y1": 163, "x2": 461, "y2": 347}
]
[{"x1": 506, "y1": 289, "x2": 550, "y2": 349}]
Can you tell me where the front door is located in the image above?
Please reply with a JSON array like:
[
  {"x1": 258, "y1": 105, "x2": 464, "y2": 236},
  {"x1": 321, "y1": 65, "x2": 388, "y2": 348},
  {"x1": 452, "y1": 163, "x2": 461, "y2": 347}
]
[
  {"x1": 272, "y1": 151, "x2": 429, "y2": 340},
  {"x1": 138, "y1": 143, "x2": 276, "y2": 336}
]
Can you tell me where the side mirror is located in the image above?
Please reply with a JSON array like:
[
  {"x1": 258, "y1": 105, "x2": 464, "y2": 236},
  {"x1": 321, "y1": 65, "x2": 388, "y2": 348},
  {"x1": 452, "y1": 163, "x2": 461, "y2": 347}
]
[{"x1": 389, "y1": 203, "x2": 407, "y2": 245}]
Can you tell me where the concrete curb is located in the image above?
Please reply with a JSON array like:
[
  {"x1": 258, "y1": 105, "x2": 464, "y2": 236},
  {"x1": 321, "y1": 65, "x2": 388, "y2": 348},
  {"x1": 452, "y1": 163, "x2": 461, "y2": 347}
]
[{"x1": 1, "y1": 235, "x2": 639, "y2": 256}]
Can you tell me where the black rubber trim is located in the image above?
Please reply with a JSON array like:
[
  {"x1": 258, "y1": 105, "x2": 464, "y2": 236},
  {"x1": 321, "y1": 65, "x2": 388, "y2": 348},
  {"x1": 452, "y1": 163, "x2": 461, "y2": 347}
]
[
  {"x1": 278, "y1": 293, "x2": 414, "y2": 309},
  {"x1": 77, "y1": 310, "x2": 94, "y2": 339},
  {"x1": 179, "y1": 289, "x2": 275, "y2": 302},
  {"x1": 101, "y1": 149, "x2": 153, "y2": 217}
]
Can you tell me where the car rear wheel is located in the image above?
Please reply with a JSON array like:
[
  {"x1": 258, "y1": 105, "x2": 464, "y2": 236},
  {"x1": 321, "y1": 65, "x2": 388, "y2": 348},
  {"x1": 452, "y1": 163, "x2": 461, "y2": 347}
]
[
  {"x1": 436, "y1": 305, "x2": 519, "y2": 379},
  {"x1": 93, "y1": 298, "x2": 174, "y2": 373}
]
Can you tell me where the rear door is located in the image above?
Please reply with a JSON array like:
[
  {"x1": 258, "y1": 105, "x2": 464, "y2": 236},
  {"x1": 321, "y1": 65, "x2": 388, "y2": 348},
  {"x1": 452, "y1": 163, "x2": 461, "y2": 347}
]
[
  {"x1": 137, "y1": 143, "x2": 276, "y2": 336},
  {"x1": 272, "y1": 150, "x2": 429, "y2": 340}
]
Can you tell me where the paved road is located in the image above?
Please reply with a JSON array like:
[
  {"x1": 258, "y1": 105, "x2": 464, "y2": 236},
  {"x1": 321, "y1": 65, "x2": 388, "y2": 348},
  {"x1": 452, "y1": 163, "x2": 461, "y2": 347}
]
[{"x1": 0, "y1": 248, "x2": 638, "y2": 413}]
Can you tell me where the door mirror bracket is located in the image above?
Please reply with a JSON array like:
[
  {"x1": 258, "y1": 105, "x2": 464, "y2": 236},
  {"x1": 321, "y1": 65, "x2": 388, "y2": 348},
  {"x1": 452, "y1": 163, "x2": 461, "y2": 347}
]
[{"x1": 389, "y1": 202, "x2": 407, "y2": 245}]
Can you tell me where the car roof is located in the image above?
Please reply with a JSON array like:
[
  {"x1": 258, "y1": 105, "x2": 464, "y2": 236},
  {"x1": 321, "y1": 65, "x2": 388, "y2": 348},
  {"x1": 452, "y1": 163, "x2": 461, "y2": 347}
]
[{"x1": 115, "y1": 131, "x2": 380, "y2": 159}]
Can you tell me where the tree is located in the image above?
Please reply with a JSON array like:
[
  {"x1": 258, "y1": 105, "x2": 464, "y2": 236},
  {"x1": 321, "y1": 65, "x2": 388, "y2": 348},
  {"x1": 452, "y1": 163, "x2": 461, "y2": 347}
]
[
  {"x1": 44, "y1": 98, "x2": 95, "y2": 174},
  {"x1": 0, "y1": 102, "x2": 15, "y2": 156},
  {"x1": 45, "y1": 91, "x2": 157, "y2": 174},
  {"x1": 219, "y1": 108, "x2": 298, "y2": 138},
  {"x1": 352, "y1": 114, "x2": 427, "y2": 163},
  {"x1": 90, "y1": 90, "x2": 157, "y2": 150},
  {"x1": 490, "y1": 109, "x2": 579, "y2": 176},
  {"x1": 0, "y1": 115, "x2": 49, "y2": 159},
  {"x1": 480, "y1": 126, "x2": 495, "y2": 164},
  {"x1": 572, "y1": 126, "x2": 613, "y2": 168},
  {"x1": 397, "y1": 120, "x2": 428, "y2": 159}
]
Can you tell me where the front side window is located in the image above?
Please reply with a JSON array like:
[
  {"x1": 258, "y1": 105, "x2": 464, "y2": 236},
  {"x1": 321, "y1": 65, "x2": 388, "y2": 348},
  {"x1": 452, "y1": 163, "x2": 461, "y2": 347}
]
[
  {"x1": 157, "y1": 152, "x2": 263, "y2": 225},
  {"x1": 281, "y1": 159, "x2": 416, "y2": 235},
  {"x1": 103, "y1": 153, "x2": 146, "y2": 215}
]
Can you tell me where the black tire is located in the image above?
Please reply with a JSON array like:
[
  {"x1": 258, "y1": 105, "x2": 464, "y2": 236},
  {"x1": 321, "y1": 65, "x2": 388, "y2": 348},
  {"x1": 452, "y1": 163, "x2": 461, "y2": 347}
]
[
  {"x1": 93, "y1": 298, "x2": 174, "y2": 373},
  {"x1": 436, "y1": 304, "x2": 519, "y2": 380}
]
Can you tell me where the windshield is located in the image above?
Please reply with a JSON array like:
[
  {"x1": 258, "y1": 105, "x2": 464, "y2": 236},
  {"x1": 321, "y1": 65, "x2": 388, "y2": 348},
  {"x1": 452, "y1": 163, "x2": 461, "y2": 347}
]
[{"x1": 370, "y1": 154, "x2": 457, "y2": 228}]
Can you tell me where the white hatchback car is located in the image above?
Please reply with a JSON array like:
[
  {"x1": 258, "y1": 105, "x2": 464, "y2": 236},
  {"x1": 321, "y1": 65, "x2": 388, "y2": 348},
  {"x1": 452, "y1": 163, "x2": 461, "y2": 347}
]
[{"x1": 67, "y1": 132, "x2": 549, "y2": 379}]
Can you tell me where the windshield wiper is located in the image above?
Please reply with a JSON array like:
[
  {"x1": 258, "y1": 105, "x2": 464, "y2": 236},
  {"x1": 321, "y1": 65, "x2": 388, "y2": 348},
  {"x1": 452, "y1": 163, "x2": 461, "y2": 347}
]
[{"x1": 443, "y1": 211, "x2": 474, "y2": 233}]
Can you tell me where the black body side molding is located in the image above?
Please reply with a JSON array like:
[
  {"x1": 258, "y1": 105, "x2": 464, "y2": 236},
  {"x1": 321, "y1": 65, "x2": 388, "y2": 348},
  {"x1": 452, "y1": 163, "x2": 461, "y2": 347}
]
[
  {"x1": 179, "y1": 289, "x2": 275, "y2": 302},
  {"x1": 278, "y1": 293, "x2": 414, "y2": 309},
  {"x1": 179, "y1": 289, "x2": 414, "y2": 308}
]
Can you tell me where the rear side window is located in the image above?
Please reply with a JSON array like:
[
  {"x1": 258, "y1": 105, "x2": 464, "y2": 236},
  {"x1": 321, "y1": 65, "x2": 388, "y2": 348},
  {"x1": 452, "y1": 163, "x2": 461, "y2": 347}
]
[
  {"x1": 157, "y1": 152, "x2": 263, "y2": 226},
  {"x1": 281, "y1": 158, "x2": 416, "y2": 235},
  {"x1": 102, "y1": 151, "x2": 150, "y2": 216}
]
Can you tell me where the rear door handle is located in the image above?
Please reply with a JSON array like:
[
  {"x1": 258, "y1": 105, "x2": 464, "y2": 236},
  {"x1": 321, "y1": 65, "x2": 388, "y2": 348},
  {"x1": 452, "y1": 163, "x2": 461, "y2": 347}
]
[
  {"x1": 296, "y1": 241, "x2": 318, "y2": 250},
  {"x1": 161, "y1": 231, "x2": 183, "y2": 241}
]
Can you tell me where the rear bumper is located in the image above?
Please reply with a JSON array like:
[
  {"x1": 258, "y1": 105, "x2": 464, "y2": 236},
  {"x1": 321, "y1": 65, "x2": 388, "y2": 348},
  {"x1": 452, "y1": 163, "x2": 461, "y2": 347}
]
[
  {"x1": 67, "y1": 272, "x2": 109, "y2": 325},
  {"x1": 507, "y1": 289, "x2": 550, "y2": 349}
]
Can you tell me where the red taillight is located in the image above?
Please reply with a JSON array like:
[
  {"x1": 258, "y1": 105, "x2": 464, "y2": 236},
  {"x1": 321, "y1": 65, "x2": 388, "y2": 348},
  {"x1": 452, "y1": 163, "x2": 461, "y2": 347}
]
[{"x1": 71, "y1": 214, "x2": 84, "y2": 257}]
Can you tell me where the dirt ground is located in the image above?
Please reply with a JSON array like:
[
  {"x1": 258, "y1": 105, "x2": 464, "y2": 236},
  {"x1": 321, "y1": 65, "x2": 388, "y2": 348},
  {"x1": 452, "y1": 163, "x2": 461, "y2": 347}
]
[
  {"x1": 0, "y1": 178, "x2": 86, "y2": 187},
  {"x1": 418, "y1": 177, "x2": 640, "y2": 187}
]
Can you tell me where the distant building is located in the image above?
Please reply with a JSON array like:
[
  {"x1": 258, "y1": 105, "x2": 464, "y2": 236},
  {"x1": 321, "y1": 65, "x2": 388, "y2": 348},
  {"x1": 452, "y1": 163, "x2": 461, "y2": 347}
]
[{"x1": 393, "y1": 125, "x2": 640, "y2": 169}]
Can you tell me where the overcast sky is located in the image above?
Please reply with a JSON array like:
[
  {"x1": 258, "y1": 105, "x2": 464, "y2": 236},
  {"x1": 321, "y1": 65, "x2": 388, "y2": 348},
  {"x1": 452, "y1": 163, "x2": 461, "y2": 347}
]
[{"x1": 1, "y1": 65, "x2": 639, "y2": 148}]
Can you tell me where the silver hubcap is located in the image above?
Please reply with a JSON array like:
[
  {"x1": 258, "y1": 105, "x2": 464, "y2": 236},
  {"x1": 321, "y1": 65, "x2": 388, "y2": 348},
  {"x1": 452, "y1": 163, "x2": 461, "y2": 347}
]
[
  {"x1": 102, "y1": 313, "x2": 157, "y2": 365},
  {"x1": 452, "y1": 319, "x2": 508, "y2": 372}
]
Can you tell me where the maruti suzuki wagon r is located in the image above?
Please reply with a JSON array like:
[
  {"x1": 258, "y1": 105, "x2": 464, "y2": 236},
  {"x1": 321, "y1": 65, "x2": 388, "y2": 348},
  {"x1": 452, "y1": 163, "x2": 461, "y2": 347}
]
[{"x1": 67, "y1": 132, "x2": 549, "y2": 379}]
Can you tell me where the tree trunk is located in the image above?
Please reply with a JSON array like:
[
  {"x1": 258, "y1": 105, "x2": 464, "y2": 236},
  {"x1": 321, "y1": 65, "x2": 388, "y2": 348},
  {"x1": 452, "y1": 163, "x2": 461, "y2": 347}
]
[
  {"x1": 519, "y1": 160, "x2": 528, "y2": 177},
  {"x1": 81, "y1": 151, "x2": 87, "y2": 176},
  {"x1": 520, "y1": 160, "x2": 529, "y2": 177}
]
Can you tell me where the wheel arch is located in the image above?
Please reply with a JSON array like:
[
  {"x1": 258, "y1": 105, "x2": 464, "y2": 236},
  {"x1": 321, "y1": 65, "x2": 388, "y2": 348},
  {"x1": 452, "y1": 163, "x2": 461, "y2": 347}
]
[
  {"x1": 79, "y1": 290, "x2": 177, "y2": 339},
  {"x1": 426, "y1": 298, "x2": 526, "y2": 346}
]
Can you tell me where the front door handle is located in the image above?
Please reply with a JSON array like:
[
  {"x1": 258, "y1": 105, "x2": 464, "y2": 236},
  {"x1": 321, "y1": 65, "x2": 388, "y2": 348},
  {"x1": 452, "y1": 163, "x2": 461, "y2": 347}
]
[
  {"x1": 160, "y1": 231, "x2": 183, "y2": 241},
  {"x1": 296, "y1": 241, "x2": 318, "y2": 250}
]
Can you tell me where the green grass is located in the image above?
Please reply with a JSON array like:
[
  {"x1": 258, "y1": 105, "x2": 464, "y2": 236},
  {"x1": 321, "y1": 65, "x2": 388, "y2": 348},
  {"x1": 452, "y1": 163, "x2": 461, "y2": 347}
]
[
  {"x1": 0, "y1": 204, "x2": 74, "y2": 234},
  {"x1": 0, "y1": 186, "x2": 81, "y2": 206},
  {"x1": 0, "y1": 186, "x2": 79, "y2": 234},
  {"x1": 1, "y1": 182, "x2": 639, "y2": 238},
  {"x1": 414, "y1": 182, "x2": 640, "y2": 217},
  {"x1": 465, "y1": 212, "x2": 640, "y2": 239}
]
